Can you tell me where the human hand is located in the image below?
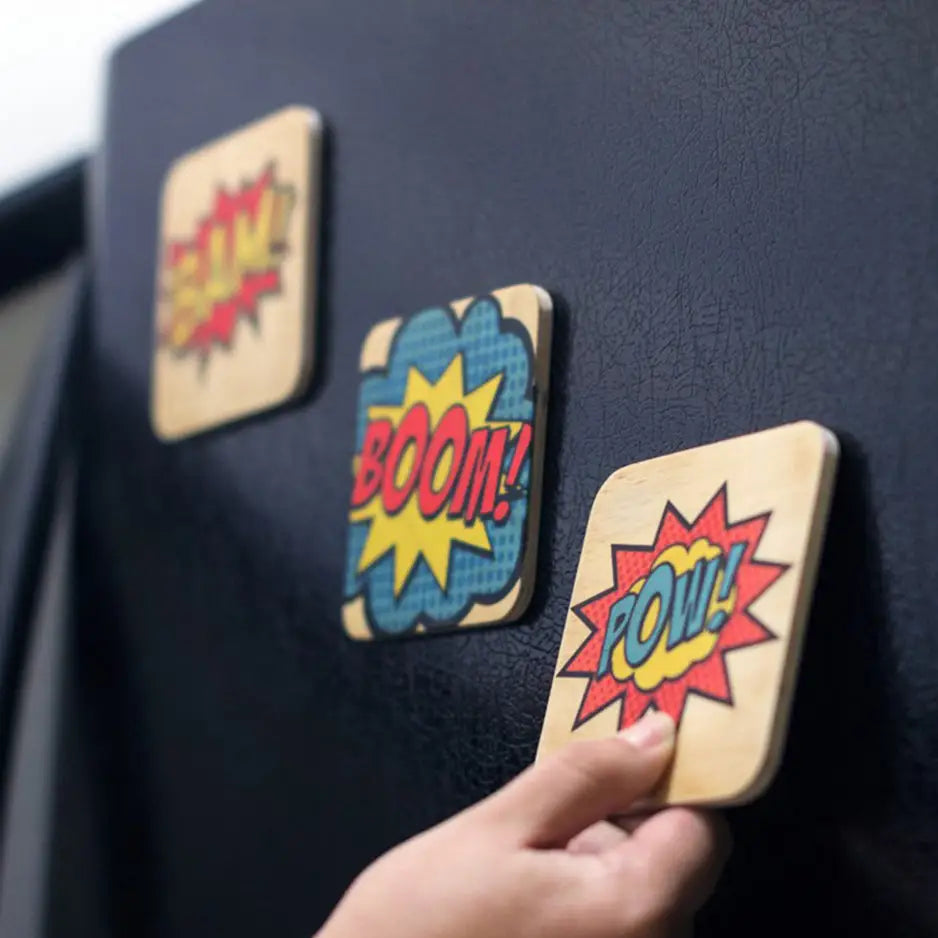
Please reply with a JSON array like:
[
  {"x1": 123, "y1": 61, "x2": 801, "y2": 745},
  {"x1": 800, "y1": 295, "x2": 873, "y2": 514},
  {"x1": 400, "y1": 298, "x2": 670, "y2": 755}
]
[{"x1": 317, "y1": 712, "x2": 729, "y2": 938}]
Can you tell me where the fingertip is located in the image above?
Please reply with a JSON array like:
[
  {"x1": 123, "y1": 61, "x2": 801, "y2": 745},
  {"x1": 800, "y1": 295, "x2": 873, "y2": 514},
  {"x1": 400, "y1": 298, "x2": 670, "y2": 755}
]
[
  {"x1": 674, "y1": 808, "x2": 732, "y2": 867},
  {"x1": 641, "y1": 807, "x2": 724, "y2": 857},
  {"x1": 611, "y1": 807, "x2": 730, "y2": 917},
  {"x1": 617, "y1": 711, "x2": 676, "y2": 752}
]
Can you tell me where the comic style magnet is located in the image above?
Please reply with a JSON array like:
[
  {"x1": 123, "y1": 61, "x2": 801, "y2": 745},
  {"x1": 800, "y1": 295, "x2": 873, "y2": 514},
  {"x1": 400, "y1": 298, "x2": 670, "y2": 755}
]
[
  {"x1": 537, "y1": 422, "x2": 838, "y2": 806},
  {"x1": 342, "y1": 284, "x2": 552, "y2": 640},
  {"x1": 151, "y1": 106, "x2": 322, "y2": 440}
]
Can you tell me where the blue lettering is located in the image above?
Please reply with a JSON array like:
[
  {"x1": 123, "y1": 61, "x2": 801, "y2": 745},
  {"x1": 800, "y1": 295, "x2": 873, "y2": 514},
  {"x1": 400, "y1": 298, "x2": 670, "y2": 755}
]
[
  {"x1": 624, "y1": 564, "x2": 675, "y2": 668},
  {"x1": 685, "y1": 558, "x2": 720, "y2": 640},
  {"x1": 603, "y1": 541, "x2": 751, "y2": 673},
  {"x1": 598, "y1": 594, "x2": 634, "y2": 677},
  {"x1": 668, "y1": 558, "x2": 710, "y2": 648}
]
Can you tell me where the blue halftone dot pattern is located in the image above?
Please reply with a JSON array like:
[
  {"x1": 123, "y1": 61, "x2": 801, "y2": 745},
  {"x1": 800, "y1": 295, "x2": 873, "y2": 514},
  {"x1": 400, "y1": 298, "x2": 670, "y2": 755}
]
[{"x1": 344, "y1": 297, "x2": 535, "y2": 636}]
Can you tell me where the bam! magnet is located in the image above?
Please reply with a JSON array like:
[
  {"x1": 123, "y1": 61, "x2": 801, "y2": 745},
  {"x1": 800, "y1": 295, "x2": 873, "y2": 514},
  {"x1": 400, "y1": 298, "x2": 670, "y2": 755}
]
[
  {"x1": 342, "y1": 284, "x2": 553, "y2": 640},
  {"x1": 151, "y1": 105, "x2": 322, "y2": 440},
  {"x1": 537, "y1": 421, "x2": 838, "y2": 806}
]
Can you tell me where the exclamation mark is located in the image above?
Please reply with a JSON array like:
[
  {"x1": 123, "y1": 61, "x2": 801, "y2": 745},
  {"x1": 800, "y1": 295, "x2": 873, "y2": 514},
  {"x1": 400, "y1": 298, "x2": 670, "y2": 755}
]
[
  {"x1": 706, "y1": 541, "x2": 748, "y2": 633},
  {"x1": 717, "y1": 542, "x2": 747, "y2": 602},
  {"x1": 492, "y1": 423, "x2": 532, "y2": 523}
]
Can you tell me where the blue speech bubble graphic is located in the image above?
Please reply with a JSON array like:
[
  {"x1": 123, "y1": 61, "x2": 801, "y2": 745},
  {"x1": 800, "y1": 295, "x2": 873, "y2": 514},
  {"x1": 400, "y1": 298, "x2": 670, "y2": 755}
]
[{"x1": 344, "y1": 295, "x2": 535, "y2": 636}]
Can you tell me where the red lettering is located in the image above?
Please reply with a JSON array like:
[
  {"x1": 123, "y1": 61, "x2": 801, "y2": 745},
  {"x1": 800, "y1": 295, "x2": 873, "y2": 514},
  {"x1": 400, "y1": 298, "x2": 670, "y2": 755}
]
[
  {"x1": 352, "y1": 405, "x2": 529, "y2": 525},
  {"x1": 382, "y1": 403, "x2": 430, "y2": 514},
  {"x1": 351, "y1": 418, "x2": 393, "y2": 507},
  {"x1": 417, "y1": 405, "x2": 469, "y2": 517},
  {"x1": 448, "y1": 427, "x2": 510, "y2": 523}
]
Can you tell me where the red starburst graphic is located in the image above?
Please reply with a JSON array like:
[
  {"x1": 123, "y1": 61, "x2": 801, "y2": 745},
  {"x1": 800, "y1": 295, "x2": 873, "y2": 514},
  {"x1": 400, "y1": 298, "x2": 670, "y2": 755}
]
[
  {"x1": 561, "y1": 485, "x2": 786, "y2": 730},
  {"x1": 161, "y1": 166, "x2": 292, "y2": 360}
]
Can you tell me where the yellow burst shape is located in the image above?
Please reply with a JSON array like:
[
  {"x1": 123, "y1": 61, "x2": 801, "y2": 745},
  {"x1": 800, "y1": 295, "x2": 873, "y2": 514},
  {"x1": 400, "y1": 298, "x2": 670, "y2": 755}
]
[{"x1": 350, "y1": 353, "x2": 524, "y2": 596}]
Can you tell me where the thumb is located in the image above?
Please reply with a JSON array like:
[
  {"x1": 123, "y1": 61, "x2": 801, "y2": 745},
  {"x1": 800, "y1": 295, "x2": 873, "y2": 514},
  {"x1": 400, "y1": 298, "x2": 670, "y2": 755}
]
[{"x1": 479, "y1": 712, "x2": 675, "y2": 848}]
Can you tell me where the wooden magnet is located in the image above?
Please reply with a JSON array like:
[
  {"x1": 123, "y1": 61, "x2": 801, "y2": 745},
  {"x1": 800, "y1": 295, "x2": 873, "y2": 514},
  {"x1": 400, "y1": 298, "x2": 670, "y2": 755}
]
[
  {"x1": 537, "y1": 421, "x2": 838, "y2": 806},
  {"x1": 151, "y1": 105, "x2": 322, "y2": 440},
  {"x1": 342, "y1": 284, "x2": 553, "y2": 640}
]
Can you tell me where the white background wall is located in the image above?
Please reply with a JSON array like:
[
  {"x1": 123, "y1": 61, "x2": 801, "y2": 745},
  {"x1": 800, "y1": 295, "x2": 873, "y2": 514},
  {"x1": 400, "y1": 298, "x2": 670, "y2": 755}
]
[{"x1": 0, "y1": 0, "x2": 196, "y2": 198}]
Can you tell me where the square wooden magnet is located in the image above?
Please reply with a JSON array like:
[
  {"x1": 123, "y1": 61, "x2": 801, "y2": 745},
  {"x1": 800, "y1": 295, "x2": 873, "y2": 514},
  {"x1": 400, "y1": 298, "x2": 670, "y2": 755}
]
[
  {"x1": 537, "y1": 421, "x2": 838, "y2": 806},
  {"x1": 151, "y1": 105, "x2": 322, "y2": 440},
  {"x1": 342, "y1": 284, "x2": 553, "y2": 640}
]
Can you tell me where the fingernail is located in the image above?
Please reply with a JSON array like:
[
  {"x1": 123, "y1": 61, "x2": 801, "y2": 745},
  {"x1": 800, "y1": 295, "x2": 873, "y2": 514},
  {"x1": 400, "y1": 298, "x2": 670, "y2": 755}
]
[{"x1": 619, "y1": 712, "x2": 675, "y2": 750}]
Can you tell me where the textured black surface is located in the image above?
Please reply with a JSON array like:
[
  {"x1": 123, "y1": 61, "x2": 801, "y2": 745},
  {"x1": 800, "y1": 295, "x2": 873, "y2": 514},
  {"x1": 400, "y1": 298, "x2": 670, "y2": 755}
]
[{"x1": 45, "y1": 0, "x2": 938, "y2": 935}]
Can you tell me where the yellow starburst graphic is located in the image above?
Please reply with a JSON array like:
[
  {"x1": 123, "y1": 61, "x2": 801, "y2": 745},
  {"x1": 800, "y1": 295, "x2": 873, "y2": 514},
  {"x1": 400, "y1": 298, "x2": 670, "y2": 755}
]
[{"x1": 350, "y1": 353, "x2": 525, "y2": 596}]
